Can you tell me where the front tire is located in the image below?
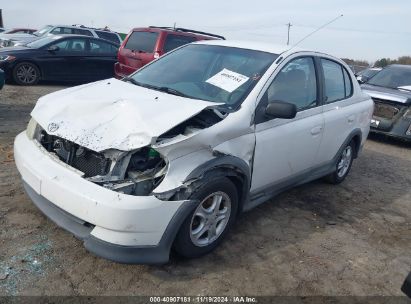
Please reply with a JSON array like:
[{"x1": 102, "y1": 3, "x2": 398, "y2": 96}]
[
  {"x1": 12, "y1": 62, "x2": 40, "y2": 85},
  {"x1": 173, "y1": 177, "x2": 238, "y2": 258},
  {"x1": 325, "y1": 140, "x2": 355, "y2": 184}
]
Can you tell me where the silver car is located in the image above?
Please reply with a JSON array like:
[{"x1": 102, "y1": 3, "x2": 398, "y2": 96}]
[{"x1": 0, "y1": 24, "x2": 121, "y2": 47}]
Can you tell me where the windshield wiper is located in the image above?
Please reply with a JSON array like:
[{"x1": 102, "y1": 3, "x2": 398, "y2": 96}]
[
  {"x1": 123, "y1": 78, "x2": 193, "y2": 99},
  {"x1": 123, "y1": 77, "x2": 155, "y2": 90},
  {"x1": 156, "y1": 87, "x2": 193, "y2": 99}
]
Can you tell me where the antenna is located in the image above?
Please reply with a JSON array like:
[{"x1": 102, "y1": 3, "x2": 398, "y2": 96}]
[
  {"x1": 286, "y1": 22, "x2": 292, "y2": 45},
  {"x1": 290, "y1": 14, "x2": 343, "y2": 49}
]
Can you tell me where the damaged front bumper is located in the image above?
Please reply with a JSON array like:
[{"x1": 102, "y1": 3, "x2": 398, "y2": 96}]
[
  {"x1": 370, "y1": 99, "x2": 411, "y2": 141},
  {"x1": 14, "y1": 132, "x2": 196, "y2": 264}
]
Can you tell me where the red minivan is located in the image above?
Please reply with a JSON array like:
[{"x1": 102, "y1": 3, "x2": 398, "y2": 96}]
[{"x1": 114, "y1": 26, "x2": 225, "y2": 78}]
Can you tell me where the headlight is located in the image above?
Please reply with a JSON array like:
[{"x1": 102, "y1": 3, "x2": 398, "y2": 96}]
[
  {"x1": 26, "y1": 118, "x2": 38, "y2": 139},
  {"x1": 0, "y1": 55, "x2": 16, "y2": 61}
]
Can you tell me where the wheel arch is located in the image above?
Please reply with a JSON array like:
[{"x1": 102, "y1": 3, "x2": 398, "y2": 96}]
[
  {"x1": 12, "y1": 60, "x2": 43, "y2": 81},
  {"x1": 180, "y1": 155, "x2": 251, "y2": 214},
  {"x1": 346, "y1": 129, "x2": 362, "y2": 159}
]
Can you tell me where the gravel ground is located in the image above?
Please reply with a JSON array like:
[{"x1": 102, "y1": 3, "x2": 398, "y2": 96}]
[{"x1": 0, "y1": 83, "x2": 410, "y2": 296}]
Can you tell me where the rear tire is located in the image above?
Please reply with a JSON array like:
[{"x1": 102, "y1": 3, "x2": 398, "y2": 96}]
[
  {"x1": 325, "y1": 140, "x2": 355, "y2": 184},
  {"x1": 173, "y1": 177, "x2": 238, "y2": 258},
  {"x1": 12, "y1": 62, "x2": 40, "y2": 85}
]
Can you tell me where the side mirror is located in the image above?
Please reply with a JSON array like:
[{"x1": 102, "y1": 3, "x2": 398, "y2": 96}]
[
  {"x1": 0, "y1": 69, "x2": 4, "y2": 90},
  {"x1": 265, "y1": 101, "x2": 297, "y2": 119},
  {"x1": 47, "y1": 45, "x2": 59, "y2": 52}
]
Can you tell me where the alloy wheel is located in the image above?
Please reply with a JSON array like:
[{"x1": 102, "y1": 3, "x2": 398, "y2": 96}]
[
  {"x1": 337, "y1": 145, "x2": 353, "y2": 178},
  {"x1": 189, "y1": 191, "x2": 231, "y2": 247},
  {"x1": 16, "y1": 64, "x2": 38, "y2": 85}
]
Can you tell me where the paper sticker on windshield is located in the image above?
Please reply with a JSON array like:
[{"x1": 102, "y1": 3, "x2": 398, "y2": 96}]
[{"x1": 206, "y1": 69, "x2": 249, "y2": 93}]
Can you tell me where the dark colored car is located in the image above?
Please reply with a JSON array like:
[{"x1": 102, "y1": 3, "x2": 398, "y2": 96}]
[
  {"x1": 0, "y1": 35, "x2": 119, "y2": 85},
  {"x1": 114, "y1": 26, "x2": 224, "y2": 78},
  {"x1": 403, "y1": 272, "x2": 411, "y2": 298},
  {"x1": 361, "y1": 64, "x2": 411, "y2": 141},
  {"x1": 355, "y1": 67, "x2": 381, "y2": 83},
  {"x1": 0, "y1": 69, "x2": 4, "y2": 89}
]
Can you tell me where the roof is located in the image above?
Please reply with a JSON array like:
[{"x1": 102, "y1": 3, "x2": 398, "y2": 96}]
[
  {"x1": 194, "y1": 39, "x2": 300, "y2": 55},
  {"x1": 37, "y1": 34, "x2": 119, "y2": 45},
  {"x1": 387, "y1": 64, "x2": 411, "y2": 69}
]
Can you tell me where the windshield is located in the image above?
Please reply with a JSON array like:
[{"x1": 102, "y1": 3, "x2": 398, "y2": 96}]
[
  {"x1": 26, "y1": 35, "x2": 61, "y2": 48},
  {"x1": 360, "y1": 68, "x2": 380, "y2": 78},
  {"x1": 368, "y1": 66, "x2": 411, "y2": 88},
  {"x1": 33, "y1": 25, "x2": 53, "y2": 37},
  {"x1": 129, "y1": 44, "x2": 277, "y2": 108}
]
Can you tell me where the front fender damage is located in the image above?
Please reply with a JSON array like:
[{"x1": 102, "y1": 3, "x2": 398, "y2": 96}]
[
  {"x1": 35, "y1": 104, "x2": 256, "y2": 200},
  {"x1": 153, "y1": 132, "x2": 255, "y2": 202}
]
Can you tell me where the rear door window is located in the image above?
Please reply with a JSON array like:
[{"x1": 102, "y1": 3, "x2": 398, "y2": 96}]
[
  {"x1": 321, "y1": 59, "x2": 346, "y2": 103},
  {"x1": 125, "y1": 31, "x2": 159, "y2": 53},
  {"x1": 90, "y1": 39, "x2": 118, "y2": 54},
  {"x1": 163, "y1": 34, "x2": 196, "y2": 53},
  {"x1": 342, "y1": 68, "x2": 353, "y2": 98},
  {"x1": 95, "y1": 31, "x2": 120, "y2": 44}
]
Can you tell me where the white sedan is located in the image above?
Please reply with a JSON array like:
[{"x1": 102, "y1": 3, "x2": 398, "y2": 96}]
[{"x1": 14, "y1": 40, "x2": 373, "y2": 263}]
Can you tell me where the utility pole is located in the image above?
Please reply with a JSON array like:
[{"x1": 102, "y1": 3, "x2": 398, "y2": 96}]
[
  {"x1": 286, "y1": 22, "x2": 292, "y2": 45},
  {"x1": 0, "y1": 10, "x2": 3, "y2": 28}
]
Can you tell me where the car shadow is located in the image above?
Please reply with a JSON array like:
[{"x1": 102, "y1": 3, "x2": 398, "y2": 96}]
[
  {"x1": 148, "y1": 147, "x2": 411, "y2": 281},
  {"x1": 368, "y1": 133, "x2": 411, "y2": 148}
]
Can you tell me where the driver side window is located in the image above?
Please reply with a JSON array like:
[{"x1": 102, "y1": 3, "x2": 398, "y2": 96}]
[
  {"x1": 49, "y1": 40, "x2": 69, "y2": 50},
  {"x1": 267, "y1": 57, "x2": 318, "y2": 111}
]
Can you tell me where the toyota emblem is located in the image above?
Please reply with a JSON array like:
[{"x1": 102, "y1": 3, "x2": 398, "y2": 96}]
[{"x1": 48, "y1": 122, "x2": 59, "y2": 133}]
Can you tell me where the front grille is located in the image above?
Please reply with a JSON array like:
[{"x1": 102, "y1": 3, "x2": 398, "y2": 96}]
[
  {"x1": 39, "y1": 131, "x2": 111, "y2": 177},
  {"x1": 372, "y1": 98, "x2": 400, "y2": 120}
]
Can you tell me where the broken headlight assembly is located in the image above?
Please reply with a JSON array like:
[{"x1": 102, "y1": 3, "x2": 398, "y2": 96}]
[
  {"x1": 31, "y1": 121, "x2": 167, "y2": 197},
  {"x1": 93, "y1": 147, "x2": 168, "y2": 196}
]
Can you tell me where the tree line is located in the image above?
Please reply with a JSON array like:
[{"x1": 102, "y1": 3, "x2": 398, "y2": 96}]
[{"x1": 341, "y1": 56, "x2": 411, "y2": 68}]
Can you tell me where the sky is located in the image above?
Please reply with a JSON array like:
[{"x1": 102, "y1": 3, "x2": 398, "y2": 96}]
[{"x1": 2, "y1": 0, "x2": 410, "y2": 63}]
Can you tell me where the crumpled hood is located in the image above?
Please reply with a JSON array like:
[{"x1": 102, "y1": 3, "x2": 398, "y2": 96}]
[
  {"x1": 361, "y1": 83, "x2": 411, "y2": 104},
  {"x1": 32, "y1": 78, "x2": 219, "y2": 152}
]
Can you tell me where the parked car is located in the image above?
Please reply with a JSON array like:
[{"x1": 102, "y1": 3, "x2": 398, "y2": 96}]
[
  {"x1": 0, "y1": 35, "x2": 119, "y2": 85},
  {"x1": 14, "y1": 40, "x2": 373, "y2": 263},
  {"x1": 361, "y1": 64, "x2": 411, "y2": 141},
  {"x1": 0, "y1": 24, "x2": 122, "y2": 48},
  {"x1": 356, "y1": 67, "x2": 381, "y2": 83},
  {"x1": 0, "y1": 69, "x2": 4, "y2": 89},
  {"x1": 114, "y1": 26, "x2": 225, "y2": 78},
  {"x1": 1, "y1": 28, "x2": 37, "y2": 35},
  {"x1": 403, "y1": 272, "x2": 411, "y2": 298}
]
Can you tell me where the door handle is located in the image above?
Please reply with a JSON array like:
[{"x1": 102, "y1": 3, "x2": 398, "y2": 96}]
[{"x1": 311, "y1": 126, "x2": 322, "y2": 135}]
